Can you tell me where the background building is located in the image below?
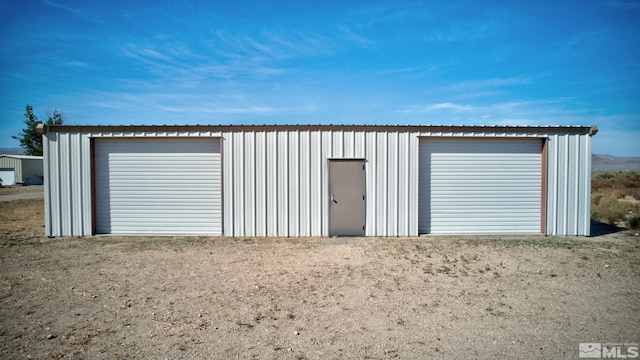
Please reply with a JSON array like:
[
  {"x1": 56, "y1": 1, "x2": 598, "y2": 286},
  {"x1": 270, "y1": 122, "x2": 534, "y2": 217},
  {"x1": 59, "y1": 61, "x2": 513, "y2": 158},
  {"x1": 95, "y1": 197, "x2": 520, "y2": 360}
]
[{"x1": 0, "y1": 154, "x2": 43, "y2": 186}]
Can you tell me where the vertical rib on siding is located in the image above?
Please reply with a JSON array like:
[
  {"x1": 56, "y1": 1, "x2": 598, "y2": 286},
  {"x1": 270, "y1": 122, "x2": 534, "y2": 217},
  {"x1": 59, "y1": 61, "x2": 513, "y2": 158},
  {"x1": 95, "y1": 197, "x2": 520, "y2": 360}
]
[
  {"x1": 43, "y1": 133, "x2": 53, "y2": 236},
  {"x1": 278, "y1": 132, "x2": 289, "y2": 236},
  {"x1": 244, "y1": 132, "x2": 256, "y2": 236},
  {"x1": 387, "y1": 132, "x2": 398, "y2": 236},
  {"x1": 266, "y1": 132, "x2": 278, "y2": 236},
  {"x1": 409, "y1": 134, "x2": 419, "y2": 236},
  {"x1": 299, "y1": 131, "x2": 310, "y2": 236},
  {"x1": 397, "y1": 132, "x2": 409, "y2": 236},
  {"x1": 365, "y1": 132, "x2": 377, "y2": 236},
  {"x1": 289, "y1": 132, "x2": 300, "y2": 237},
  {"x1": 376, "y1": 132, "x2": 387, "y2": 236},
  {"x1": 321, "y1": 132, "x2": 332, "y2": 236},
  {"x1": 255, "y1": 132, "x2": 267, "y2": 236},
  {"x1": 310, "y1": 131, "x2": 321, "y2": 236},
  {"x1": 222, "y1": 133, "x2": 233, "y2": 236}
]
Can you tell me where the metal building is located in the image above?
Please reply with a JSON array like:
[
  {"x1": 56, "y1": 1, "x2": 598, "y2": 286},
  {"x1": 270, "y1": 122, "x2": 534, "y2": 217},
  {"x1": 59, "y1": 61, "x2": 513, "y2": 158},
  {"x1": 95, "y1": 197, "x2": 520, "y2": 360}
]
[
  {"x1": 42, "y1": 124, "x2": 597, "y2": 237},
  {"x1": 0, "y1": 154, "x2": 43, "y2": 186}
]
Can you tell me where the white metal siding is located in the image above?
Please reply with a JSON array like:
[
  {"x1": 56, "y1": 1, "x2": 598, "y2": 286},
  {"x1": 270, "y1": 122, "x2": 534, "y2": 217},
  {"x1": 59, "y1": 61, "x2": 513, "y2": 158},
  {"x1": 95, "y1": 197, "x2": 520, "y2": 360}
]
[
  {"x1": 42, "y1": 126, "x2": 593, "y2": 237},
  {"x1": 545, "y1": 134, "x2": 592, "y2": 236},
  {"x1": 94, "y1": 138, "x2": 221, "y2": 235},
  {"x1": 419, "y1": 138, "x2": 542, "y2": 234},
  {"x1": 221, "y1": 130, "x2": 420, "y2": 237}
]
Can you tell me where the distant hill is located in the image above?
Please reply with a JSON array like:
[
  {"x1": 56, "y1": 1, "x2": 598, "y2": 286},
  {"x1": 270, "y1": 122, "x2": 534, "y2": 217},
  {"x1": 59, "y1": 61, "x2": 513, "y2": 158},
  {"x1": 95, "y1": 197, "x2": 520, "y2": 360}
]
[
  {"x1": 0, "y1": 147, "x2": 24, "y2": 155},
  {"x1": 593, "y1": 154, "x2": 640, "y2": 171}
]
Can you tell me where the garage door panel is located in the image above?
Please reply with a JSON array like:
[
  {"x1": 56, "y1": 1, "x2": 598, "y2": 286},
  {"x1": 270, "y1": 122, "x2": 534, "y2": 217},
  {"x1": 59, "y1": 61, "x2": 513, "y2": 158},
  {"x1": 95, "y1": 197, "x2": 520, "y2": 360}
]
[
  {"x1": 95, "y1": 138, "x2": 222, "y2": 235},
  {"x1": 419, "y1": 138, "x2": 542, "y2": 234}
]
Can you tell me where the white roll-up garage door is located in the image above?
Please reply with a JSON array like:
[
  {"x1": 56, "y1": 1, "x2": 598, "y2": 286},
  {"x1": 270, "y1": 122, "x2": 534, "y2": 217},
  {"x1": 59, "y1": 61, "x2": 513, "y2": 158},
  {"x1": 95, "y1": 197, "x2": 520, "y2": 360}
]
[
  {"x1": 419, "y1": 138, "x2": 542, "y2": 234},
  {"x1": 95, "y1": 138, "x2": 222, "y2": 235}
]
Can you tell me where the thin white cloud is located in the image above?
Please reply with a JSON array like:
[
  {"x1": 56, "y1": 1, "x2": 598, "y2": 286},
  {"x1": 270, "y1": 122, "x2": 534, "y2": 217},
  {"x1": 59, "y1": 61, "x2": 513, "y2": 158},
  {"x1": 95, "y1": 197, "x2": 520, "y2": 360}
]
[
  {"x1": 375, "y1": 67, "x2": 420, "y2": 75},
  {"x1": 209, "y1": 30, "x2": 339, "y2": 62},
  {"x1": 604, "y1": 0, "x2": 640, "y2": 9},
  {"x1": 336, "y1": 26, "x2": 374, "y2": 48},
  {"x1": 40, "y1": 0, "x2": 84, "y2": 16},
  {"x1": 39, "y1": 0, "x2": 104, "y2": 24},
  {"x1": 396, "y1": 99, "x2": 595, "y2": 126},
  {"x1": 427, "y1": 13, "x2": 514, "y2": 43},
  {"x1": 121, "y1": 43, "x2": 174, "y2": 62},
  {"x1": 448, "y1": 76, "x2": 532, "y2": 90},
  {"x1": 398, "y1": 102, "x2": 477, "y2": 113}
]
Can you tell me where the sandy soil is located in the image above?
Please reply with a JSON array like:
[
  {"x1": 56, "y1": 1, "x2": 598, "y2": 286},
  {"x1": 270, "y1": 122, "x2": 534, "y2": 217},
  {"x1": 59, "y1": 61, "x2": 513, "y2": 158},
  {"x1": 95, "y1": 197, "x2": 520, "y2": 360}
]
[{"x1": 0, "y1": 198, "x2": 638, "y2": 359}]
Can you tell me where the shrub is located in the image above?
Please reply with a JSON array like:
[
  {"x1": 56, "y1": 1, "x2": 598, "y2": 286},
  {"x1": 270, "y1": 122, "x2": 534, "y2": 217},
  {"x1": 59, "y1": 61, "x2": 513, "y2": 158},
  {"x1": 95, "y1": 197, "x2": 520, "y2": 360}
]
[
  {"x1": 591, "y1": 171, "x2": 640, "y2": 227},
  {"x1": 591, "y1": 195, "x2": 629, "y2": 225},
  {"x1": 627, "y1": 215, "x2": 640, "y2": 230},
  {"x1": 612, "y1": 189, "x2": 627, "y2": 199},
  {"x1": 592, "y1": 194, "x2": 603, "y2": 206}
]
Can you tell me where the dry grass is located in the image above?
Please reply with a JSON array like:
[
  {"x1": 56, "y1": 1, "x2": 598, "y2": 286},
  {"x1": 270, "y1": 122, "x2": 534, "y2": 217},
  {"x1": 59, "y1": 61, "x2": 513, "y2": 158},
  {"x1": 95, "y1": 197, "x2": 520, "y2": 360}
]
[
  {"x1": 0, "y1": 198, "x2": 45, "y2": 242},
  {"x1": 0, "y1": 184, "x2": 44, "y2": 196},
  {"x1": 592, "y1": 171, "x2": 640, "y2": 229}
]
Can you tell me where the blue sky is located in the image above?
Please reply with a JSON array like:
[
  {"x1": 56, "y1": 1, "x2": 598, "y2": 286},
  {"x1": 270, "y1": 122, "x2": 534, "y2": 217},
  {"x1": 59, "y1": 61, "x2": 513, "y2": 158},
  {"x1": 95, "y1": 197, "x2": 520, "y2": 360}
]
[{"x1": 1, "y1": 0, "x2": 639, "y2": 156}]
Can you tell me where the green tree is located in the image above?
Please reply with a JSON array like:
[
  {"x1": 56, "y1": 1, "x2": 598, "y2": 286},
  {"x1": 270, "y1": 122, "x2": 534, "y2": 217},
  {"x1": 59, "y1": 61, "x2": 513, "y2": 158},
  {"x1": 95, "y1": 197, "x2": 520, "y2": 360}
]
[{"x1": 12, "y1": 104, "x2": 64, "y2": 156}]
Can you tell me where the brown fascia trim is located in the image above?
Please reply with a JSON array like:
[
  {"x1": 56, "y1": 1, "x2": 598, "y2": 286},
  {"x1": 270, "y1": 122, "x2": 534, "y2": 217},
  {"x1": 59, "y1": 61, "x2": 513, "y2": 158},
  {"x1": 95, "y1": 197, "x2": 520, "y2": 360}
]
[{"x1": 45, "y1": 124, "x2": 596, "y2": 135}]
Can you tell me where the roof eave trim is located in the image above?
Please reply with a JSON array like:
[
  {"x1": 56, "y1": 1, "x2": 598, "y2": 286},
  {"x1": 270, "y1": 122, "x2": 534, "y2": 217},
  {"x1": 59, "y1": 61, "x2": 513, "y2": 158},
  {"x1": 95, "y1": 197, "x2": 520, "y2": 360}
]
[{"x1": 45, "y1": 124, "x2": 596, "y2": 135}]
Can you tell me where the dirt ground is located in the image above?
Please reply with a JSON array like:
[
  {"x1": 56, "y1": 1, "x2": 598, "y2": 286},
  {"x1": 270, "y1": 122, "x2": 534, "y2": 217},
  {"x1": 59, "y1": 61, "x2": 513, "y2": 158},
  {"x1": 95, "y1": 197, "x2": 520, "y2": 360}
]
[
  {"x1": 0, "y1": 185, "x2": 44, "y2": 196},
  {"x1": 0, "y1": 198, "x2": 638, "y2": 359}
]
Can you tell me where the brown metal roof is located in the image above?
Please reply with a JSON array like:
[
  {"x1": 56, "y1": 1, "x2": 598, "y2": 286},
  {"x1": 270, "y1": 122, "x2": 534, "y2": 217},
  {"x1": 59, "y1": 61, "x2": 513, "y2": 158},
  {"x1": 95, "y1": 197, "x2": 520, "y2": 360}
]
[{"x1": 45, "y1": 124, "x2": 598, "y2": 135}]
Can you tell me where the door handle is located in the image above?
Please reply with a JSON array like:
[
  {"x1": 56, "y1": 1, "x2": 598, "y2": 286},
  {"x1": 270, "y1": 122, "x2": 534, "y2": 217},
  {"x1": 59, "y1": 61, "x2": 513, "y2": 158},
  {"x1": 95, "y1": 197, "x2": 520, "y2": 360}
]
[{"x1": 331, "y1": 194, "x2": 338, "y2": 204}]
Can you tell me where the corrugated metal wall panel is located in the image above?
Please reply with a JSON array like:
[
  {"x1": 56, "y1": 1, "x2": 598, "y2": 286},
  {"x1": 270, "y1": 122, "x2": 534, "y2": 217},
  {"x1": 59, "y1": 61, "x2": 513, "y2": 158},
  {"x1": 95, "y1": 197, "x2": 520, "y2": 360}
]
[
  {"x1": 289, "y1": 132, "x2": 300, "y2": 237},
  {"x1": 243, "y1": 132, "x2": 256, "y2": 236},
  {"x1": 299, "y1": 131, "x2": 311, "y2": 236},
  {"x1": 408, "y1": 134, "x2": 420, "y2": 236},
  {"x1": 43, "y1": 134, "x2": 54, "y2": 236},
  {"x1": 58, "y1": 133, "x2": 71, "y2": 236},
  {"x1": 376, "y1": 132, "x2": 388, "y2": 236},
  {"x1": 232, "y1": 132, "x2": 244, "y2": 236},
  {"x1": 265, "y1": 131, "x2": 278, "y2": 237},
  {"x1": 545, "y1": 134, "x2": 592, "y2": 236},
  {"x1": 254, "y1": 132, "x2": 267, "y2": 236},
  {"x1": 215, "y1": 130, "x2": 423, "y2": 237},
  {"x1": 387, "y1": 132, "x2": 398, "y2": 236},
  {"x1": 42, "y1": 132, "x2": 92, "y2": 237},
  {"x1": 365, "y1": 132, "x2": 376, "y2": 236},
  {"x1": 419, "y1": 138, "x2": 542, "y2": 234},
  {"x1": 277, "y1": 132, "x2": 289, "y2": 236},
  {"x1": 222, "y1": 133, "x2": 233, "y2": 236},
  {"x1": 309, "y1": 131, "x2": 322, "y2": 236},
  {"x1": 321, "y1": 132, "x2": 332, "y2": 235}
]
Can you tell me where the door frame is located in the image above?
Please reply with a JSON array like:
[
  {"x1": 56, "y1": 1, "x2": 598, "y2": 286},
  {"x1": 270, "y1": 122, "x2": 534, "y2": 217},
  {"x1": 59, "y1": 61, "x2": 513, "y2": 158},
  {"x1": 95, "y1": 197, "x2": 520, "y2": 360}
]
[
  {"x1": 327, "y1": 158, "x2": 366, "y2": 236},
  {"x1": 418, "y1": 137, "x2": 545, "y2": 235}
]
